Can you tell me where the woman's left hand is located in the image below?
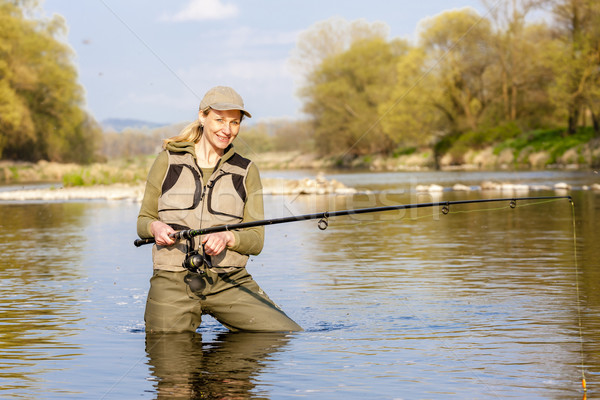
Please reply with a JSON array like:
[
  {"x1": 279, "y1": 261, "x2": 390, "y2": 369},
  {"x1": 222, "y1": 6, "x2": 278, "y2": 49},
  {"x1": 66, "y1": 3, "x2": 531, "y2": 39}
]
[{"x1": 202, "y1": 232, "x2": 235, "y2": 256}]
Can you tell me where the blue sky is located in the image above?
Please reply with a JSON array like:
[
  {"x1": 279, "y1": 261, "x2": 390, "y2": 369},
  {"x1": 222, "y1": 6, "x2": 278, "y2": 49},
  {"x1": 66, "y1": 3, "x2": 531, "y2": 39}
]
[{"x1": 41, "y1": 0, "x2": 487, "y2": 125}]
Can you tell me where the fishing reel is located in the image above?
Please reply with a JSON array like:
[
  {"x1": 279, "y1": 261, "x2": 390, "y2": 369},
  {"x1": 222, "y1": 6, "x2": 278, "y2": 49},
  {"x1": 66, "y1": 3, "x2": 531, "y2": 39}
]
[
  {"x1": 182, "y1": 242, "x2": 212, "y2": 274},
  {"x1": 182, "y1": 251, "x2": 209, "y2": 274}
]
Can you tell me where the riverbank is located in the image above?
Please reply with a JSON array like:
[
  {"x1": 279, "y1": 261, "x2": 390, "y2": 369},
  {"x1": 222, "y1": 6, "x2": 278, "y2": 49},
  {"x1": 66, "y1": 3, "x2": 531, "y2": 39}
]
[
  {"x1": 0, "y1": 174, "x2": 359, "y2": 202},
  {"x1": 1, "y1": 135, "x2": 599, "y2": 197},
  {"x1": 252, "y1": 139, "x2": 600, "y2": 171},
  {"x1": 2, "y1": 135, "x2": 599, "y2": 188},
  {"x1": 1, "y1": 176, "x2": 598, "y2": 202}
]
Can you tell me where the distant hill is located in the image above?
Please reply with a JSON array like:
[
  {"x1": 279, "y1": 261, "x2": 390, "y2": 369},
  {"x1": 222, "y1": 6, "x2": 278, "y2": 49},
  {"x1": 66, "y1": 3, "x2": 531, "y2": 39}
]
[{"x1": 101, "y1": 118, "x2": 169, "y2": 132}]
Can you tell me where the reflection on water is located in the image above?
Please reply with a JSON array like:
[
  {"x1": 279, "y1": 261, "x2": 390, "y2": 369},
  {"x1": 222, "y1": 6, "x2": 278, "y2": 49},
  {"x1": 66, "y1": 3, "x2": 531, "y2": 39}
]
[
  {"x1": 0, "y1": 203, "x2": 87, "y2": 396},
  {"x1": 146, "y1": 331, "x2": 291, "y2": 399},
  {"x1": 0, "y1": 171, "x2": 598, "y2": 399},
  {"x1": 262, "y1": 187, "x2": 599, "y2": 398}
]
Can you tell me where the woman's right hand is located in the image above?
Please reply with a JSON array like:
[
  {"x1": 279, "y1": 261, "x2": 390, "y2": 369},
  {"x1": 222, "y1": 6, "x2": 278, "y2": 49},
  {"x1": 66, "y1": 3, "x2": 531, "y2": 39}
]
[{"x1": 150, "y1": 221, "x2": 176, "y2": 246}]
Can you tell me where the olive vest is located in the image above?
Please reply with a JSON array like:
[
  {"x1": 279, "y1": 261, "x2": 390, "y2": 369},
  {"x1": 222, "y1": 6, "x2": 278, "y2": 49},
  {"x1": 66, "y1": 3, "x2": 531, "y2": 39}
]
[{"x1": 152, "y1": 149, "x2": 252, "y2": 272}]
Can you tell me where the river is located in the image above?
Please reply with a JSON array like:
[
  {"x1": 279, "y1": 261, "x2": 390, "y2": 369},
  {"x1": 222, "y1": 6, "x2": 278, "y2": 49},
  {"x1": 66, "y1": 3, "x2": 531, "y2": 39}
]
[{"x1": 0, "y1": 169, "x2": 598, "y2": 399}]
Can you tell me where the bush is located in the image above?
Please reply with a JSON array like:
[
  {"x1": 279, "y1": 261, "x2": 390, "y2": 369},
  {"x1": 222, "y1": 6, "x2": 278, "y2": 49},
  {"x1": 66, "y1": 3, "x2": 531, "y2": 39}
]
[
  {"x1": 62, "y1": 171, "x2": 85, "y2": 186},
  {"x1": 455, "y1": 122, "x2": 522, "y2": 151},
  {"x1": 393, "y1": 147, "x2": 417, "y2": 157},
  {"x1": 492, "y1": 127, "x2": 594, "y2": 166}
]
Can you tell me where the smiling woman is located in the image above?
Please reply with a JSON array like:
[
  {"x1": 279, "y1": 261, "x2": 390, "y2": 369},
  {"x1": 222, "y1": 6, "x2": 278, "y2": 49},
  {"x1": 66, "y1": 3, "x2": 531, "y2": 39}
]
[
  {"x1": 198, "y1": 108, "x2": 242, "y2": 159},
  {"x1": 195, "y1": 86, "x2": 251, "y2": 166},
  {"x1": 136, "y1": 85, "x2": 302, "y2": 334}
]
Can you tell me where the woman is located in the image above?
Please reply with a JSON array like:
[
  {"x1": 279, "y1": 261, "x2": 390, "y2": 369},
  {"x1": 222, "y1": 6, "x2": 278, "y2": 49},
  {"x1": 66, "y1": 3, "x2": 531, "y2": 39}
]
[{"x1": 137, "y1": 86, "x2": 302, "y2": 333}]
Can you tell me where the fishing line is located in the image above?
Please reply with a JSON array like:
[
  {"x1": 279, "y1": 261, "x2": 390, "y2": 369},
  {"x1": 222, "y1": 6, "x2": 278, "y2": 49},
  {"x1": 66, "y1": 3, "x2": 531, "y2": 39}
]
[{"x1": 569, "y1": 199, "x2": 587, "y2": 393}]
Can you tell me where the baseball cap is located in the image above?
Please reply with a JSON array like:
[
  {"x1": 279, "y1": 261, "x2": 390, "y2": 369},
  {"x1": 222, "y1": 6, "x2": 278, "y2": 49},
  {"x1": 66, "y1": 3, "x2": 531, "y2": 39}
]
[{"x1": 199, "y1": 86, "x2": 252, "y2": 118}]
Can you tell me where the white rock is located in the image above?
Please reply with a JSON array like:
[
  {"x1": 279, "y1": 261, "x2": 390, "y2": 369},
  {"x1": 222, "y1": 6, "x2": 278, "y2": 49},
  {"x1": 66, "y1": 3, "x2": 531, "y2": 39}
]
[
  {"x1": 452, "y1": 184, "x2": 471, "y2": 191},
  {"x1": 481, "y1": 181, "x2": 501, "y2": 190},
  {"x1": 416, "y1": 184, "x2": 444, "y2": 192},
  {"x1": 513, "y1": 184, "x2": 530, "y2": 192},
  {"x1": 530, "y1": 185, "x2": 552, "y2": 191},
  {"x1": 554, "y1": 182, "x2": 571, "y2": 190}
]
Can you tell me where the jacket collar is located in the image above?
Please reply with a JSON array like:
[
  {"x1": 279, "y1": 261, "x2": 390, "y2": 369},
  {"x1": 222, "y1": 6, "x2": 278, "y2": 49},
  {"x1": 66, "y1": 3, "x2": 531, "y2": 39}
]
[{"x1": 166, "y1": 141, "x2": 237, "y2": 169}]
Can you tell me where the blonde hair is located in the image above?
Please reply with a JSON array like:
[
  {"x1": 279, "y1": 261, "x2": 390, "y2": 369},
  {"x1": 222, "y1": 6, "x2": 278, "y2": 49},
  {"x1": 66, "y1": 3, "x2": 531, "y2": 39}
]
[
  {"x1": 162, "y1": 107, "x2": 245, "y2": 149},
  {"x1": 162, "y1": 108, "x2": 211, "y2": 149}
]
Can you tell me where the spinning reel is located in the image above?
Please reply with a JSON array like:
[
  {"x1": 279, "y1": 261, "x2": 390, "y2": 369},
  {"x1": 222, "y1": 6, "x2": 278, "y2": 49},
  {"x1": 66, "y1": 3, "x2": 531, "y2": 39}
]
[{"x1": 182, "y1": 238, "x2": 212, "y2": 274}]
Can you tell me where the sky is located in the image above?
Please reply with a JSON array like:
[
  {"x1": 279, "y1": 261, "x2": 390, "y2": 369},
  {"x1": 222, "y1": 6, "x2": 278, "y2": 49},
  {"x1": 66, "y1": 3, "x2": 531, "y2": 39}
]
[{"x1": 40, "y1": 0, "x2": 488, "y2": 125}]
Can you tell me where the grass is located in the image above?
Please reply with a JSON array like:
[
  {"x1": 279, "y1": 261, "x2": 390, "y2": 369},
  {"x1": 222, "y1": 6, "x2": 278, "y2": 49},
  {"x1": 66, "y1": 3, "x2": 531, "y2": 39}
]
[
  {"x1": 0, "y1": 155, "x2": 155, "y2": 186},
  {"x1": 493, "y1": 127, "x2": 595, "y2": 165},
  {"x1": 435, "y1": 124, "x2": 597, "y2": 167}
]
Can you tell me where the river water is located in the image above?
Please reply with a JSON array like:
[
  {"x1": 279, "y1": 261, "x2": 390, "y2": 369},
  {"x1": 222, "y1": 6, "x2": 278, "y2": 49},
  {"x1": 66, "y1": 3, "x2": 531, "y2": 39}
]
[{"x1": 0, "y1": 170, "x2": 598, "y2": 399}]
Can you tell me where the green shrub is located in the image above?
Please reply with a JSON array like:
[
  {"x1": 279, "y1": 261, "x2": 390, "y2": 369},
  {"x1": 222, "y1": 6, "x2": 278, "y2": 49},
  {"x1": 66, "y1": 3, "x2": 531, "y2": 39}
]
[
  {"x1": 438, "y1": 122, "x2": 523, "y2": 159},
  {"x1": 393, "y1": 147, "x2": 417, "y2": 157},
  {"x1": 9, "y1": 166, "x2": 19, "y2": 180},
  {"x1": 493, "y1": 127, "x2": 594, "y2": 166},
  {"x1": 62, "y1": 172, "x2": 85, "y2": 186}
]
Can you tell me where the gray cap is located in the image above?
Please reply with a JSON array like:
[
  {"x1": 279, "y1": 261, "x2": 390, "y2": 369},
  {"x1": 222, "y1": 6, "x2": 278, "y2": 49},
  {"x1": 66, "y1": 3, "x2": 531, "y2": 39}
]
[{"x1": 199, "y1": 86, "x2": 252, "y2": 118}]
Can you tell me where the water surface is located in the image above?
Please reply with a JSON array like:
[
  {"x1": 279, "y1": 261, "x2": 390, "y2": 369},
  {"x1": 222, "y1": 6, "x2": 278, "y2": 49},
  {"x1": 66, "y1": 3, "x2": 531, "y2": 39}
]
[{"x1": 0, "y1": 170, "x2": 598, "y2": 399}]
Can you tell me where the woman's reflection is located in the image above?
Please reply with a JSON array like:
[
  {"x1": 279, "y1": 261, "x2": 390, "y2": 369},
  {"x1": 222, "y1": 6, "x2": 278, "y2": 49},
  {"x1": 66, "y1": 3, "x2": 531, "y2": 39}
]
[{"x1": 145, "y1": 331, "x2": 292, "y2": 399}]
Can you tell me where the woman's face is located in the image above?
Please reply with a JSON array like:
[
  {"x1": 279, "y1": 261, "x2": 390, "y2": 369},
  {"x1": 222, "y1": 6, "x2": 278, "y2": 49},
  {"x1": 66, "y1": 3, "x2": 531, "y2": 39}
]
[{"x1": 199, "y1": 109, "x2": 242, "y2": 154}]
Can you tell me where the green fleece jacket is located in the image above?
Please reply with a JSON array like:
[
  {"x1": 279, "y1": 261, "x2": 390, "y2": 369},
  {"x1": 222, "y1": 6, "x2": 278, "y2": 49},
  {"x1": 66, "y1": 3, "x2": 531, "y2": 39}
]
[{"x1": 136, "y1": 142, "x2": 264, "y2": 256}]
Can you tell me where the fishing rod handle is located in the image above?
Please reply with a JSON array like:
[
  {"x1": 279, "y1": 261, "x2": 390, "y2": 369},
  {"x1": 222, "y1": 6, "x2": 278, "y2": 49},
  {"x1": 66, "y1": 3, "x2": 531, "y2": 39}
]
[
  {"x1": 134, "y1": 238, "x2": 155, "y2": 247},
  {"x1": 133, "y1": 229, "x2": 191, "y2": 247}
]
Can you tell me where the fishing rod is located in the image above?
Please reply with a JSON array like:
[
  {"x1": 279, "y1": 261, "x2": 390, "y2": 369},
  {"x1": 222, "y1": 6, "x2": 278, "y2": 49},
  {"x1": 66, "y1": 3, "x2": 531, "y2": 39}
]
[
  {"x1": 133, "y1": 193, "x2": 587, "y2": 393},
  {"x1": 133, "y1": 195, "x2": 572, "y2": 247}
]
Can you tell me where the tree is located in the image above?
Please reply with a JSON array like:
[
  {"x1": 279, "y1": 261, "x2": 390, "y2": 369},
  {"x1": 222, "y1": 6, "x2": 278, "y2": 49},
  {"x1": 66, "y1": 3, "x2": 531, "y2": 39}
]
[
  {"x1": 302, "y1": 37, "x2": 405, "y2": 157},
  {"x1": 410, "y1": 8, "x2": 498, "y2": 167},
  {"x1": 289, "y1": 17, "x2": 390, "y2": 91},
  {"x1": 270, "y1": 119, "x2": 314, "y2": 153},
  {"x1": 484, "y1": 0, "x2": 557, "y2": 129},
  {"x1": 378, "y1": 46, "x2": 442, "y2": 149},
  {"x1": 418, "y1": 8, "x2": 495, "y2": 134},
  {"x1": 234, "y1": 123, "x2": 273, "y2": 156},
  {"x1": 0, "y1": 0, "x2": 99, "y2": 162},
  {"x1": 548, "y1": 0, "x2": 600, "y2": 135}
]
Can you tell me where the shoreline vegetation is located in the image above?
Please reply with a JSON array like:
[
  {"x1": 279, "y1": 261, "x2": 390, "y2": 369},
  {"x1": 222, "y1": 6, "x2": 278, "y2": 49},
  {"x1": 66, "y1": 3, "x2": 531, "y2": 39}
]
[
  {"x1": 2, "y1": 131, "x2": 599, "y2": 187},
  {"x1": 1, "y1": 170, "x2": 598, "y2": 202},
  {"x1": 1, "y1": 141, "x2": 599, "y2": 202}
]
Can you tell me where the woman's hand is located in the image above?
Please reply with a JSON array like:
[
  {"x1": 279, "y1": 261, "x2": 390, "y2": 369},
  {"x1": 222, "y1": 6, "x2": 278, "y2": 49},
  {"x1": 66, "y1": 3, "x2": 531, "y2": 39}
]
[
  {"x1": 202, "y1": 232, "x2": 235, "y2": 256},
  {"x1": 150, "y1": 221, "x2": 176, "y2": 246}
]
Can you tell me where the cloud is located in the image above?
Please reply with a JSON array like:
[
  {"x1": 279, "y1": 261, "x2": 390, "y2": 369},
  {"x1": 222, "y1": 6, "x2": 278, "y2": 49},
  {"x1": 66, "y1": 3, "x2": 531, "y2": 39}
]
[
  {"x1": 163, "y1": 0, "x2": 239, "y2": 22},
  {"x1": 224, "y1": 27, "x2": 299, "y2": 48},
  {"x1": 177, "y1": 58, "x2": 290, "y2": 86}
]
